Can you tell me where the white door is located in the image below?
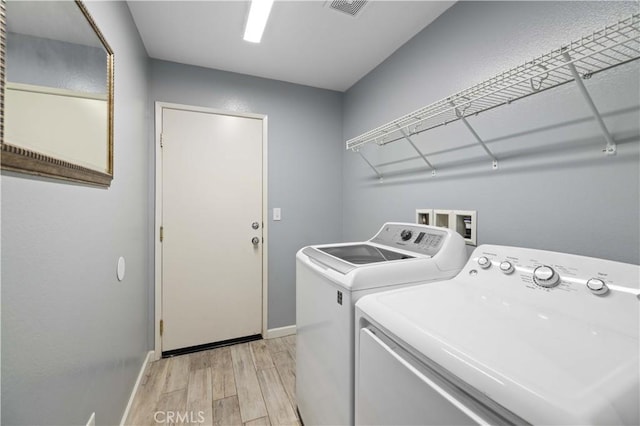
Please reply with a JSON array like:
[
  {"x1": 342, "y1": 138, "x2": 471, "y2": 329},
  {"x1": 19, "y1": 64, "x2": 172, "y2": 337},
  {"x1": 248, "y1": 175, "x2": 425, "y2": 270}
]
[{"x1": 161, "y1": 106, "x2": 264, "y2": 352}]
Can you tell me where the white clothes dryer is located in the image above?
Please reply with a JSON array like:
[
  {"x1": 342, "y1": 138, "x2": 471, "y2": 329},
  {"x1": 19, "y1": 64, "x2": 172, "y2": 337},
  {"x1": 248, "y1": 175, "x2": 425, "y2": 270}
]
[
  {"x1": 296, "y1": 222, "x2": 467, "y2": 426},
  {"x1": 355, "y1": 244, "x2": 640, "y2": 425}
]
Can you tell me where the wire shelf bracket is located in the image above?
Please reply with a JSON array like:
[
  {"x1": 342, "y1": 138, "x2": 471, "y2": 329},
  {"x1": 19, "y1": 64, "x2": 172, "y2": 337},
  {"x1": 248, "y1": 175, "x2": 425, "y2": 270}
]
[
  {"x1": 563, "y1": 51, "x2": 617, "y2": 155},
  {"x1": 355, "y1": 148, "x2": 383, "y2": 180},
  {"x1": 397, "y1": 125, "x2": 437, "y2": 176},
  {"x1": 451, "y1": 102, "x2": 499, "y2": 170},
  {"x1": 346, "y1": 13, "x2": 640, "y2": 177}
]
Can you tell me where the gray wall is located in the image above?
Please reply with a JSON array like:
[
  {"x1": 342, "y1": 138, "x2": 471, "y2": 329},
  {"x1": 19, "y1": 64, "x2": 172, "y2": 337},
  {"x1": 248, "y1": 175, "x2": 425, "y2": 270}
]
[
  {"x1": 150, "y1": 60, "x2": 344, "y2": 329},
  {"x1": 1, "y1": 2, "x2": 151, "y2": 425},
  {"x1": 343, "y1": 1, "x2": 640, "y2": 264}
]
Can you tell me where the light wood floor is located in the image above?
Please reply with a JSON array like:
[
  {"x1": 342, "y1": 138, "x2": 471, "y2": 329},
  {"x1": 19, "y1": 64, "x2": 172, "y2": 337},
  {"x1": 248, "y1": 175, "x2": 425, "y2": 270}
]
[{"x1": 126, "y1": 336, "x2": 299, "y2": 426}]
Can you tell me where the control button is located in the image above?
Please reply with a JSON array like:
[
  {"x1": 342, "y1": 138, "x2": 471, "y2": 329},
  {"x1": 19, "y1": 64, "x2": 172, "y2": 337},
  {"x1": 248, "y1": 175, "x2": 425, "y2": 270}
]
[
  {"x1": 586, "y1": 278, "x2": 609, "y2": 296},
  {"x1": 400, "y1": 229, "x2": 413, "y2": 241},
  {"x1": 477, "y1": 256, "x2": 491, "y2": 269},
  {"x1": 533, "y1": 265, "x2": 560, "y2": 288},
  {"x1": 499, "y1": 261, "x2": 514, "y2": 274}
]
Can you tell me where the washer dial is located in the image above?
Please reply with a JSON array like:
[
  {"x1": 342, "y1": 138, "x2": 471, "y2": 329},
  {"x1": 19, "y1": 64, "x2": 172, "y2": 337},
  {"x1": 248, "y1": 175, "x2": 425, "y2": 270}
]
[
  {"x1": 586, "y1": 278, "x2": 609, "y2": 296},
  {"x1": 499, "y1": 261, "x2": 514, "y2": 274},
  {"x1": 400, "y1": 230, "x2": 413, "y2": 241},
  {"x1": 477, "y1": 256, "x2": 491, "y2": 269},
  {"x1": 533, "y1": 265, "x2": 560, "y2": 288}
]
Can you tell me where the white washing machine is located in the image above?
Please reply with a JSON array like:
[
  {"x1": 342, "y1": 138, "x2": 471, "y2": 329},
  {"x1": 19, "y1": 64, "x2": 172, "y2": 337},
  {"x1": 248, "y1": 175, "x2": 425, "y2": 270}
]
[
  {"x1": 355, "y1": 244, "x2": 640, "y2": 425},
  {"x1": 296, "y1": 222, "x2": 467, "y2": 426}
]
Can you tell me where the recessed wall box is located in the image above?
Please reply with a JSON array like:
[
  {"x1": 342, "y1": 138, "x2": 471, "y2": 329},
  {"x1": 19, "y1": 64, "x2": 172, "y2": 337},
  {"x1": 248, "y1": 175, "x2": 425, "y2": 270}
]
[
  {"x1": 415, "y1": 209, "x2": 434, "y2": 226},
  {"x1": 434, "y1": 210, "x2": 451, "y2": 229},
  {"x1": 453, "y1": 210, "x2": 477, "y2": 246},
  {"x1": 419, "y1": 209, "x2": 477, "y2": 245}
]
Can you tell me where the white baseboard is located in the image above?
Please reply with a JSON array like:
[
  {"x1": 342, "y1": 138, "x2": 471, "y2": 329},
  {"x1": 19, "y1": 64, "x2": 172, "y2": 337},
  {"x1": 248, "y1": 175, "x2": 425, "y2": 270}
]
[
  {"x1": 265, "y1": 325, "x2": 296, "y2": 339},
  {"x1": 120, "y1": 350, "x2": 154, "y2": 426}
]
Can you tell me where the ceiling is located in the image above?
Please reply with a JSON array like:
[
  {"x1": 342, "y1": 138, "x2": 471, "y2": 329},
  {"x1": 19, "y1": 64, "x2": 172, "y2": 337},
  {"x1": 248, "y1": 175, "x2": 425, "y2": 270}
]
[{"x1": 127, "y1": 1, "x2": 454, "y2": 92}]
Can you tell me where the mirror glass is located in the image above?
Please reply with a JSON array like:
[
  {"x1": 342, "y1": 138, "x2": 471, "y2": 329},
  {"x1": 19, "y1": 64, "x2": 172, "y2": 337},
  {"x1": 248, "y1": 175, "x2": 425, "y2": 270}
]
[{"x1": 3, "y1": 0, "x2": 114, "y2": 186}]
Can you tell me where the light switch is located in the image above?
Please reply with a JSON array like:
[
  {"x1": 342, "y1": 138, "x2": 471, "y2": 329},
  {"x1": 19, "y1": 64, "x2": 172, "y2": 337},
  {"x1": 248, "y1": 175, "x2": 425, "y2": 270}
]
[{"x1": 273, "y1": 208, "x2": 281, "y2": 221}]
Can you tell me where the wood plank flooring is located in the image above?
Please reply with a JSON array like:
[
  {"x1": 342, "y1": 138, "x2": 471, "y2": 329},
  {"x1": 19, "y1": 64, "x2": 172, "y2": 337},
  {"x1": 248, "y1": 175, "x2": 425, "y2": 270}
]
[{"x1": 126, "y1": 336, "x2": 298, "y2": 426}]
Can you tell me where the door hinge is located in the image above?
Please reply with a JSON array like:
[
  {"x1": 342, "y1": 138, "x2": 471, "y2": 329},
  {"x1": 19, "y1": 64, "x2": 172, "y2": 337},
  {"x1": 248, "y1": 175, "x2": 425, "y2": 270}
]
[
  {"x1": 160, "y1": 133, "x2": 164, "y2": 148},
  {"x1": 160, "y1": 319, "x2": 164, "y2": 336},
  {"x1": 160, "y1": 226, "x2": 164, "y2": 242}
]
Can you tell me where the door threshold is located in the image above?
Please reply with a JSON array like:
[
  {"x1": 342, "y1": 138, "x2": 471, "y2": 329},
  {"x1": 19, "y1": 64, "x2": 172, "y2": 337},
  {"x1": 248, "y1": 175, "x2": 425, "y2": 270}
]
[{"x1": 162, "y1": 334, "x2": 262, "y2": 358}]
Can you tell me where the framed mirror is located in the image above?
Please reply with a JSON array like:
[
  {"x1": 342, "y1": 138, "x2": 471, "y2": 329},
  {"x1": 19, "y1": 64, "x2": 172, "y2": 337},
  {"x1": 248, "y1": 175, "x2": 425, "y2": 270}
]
[{"x1": 2, "y1": 0, "x2": 114, "y2": 187}]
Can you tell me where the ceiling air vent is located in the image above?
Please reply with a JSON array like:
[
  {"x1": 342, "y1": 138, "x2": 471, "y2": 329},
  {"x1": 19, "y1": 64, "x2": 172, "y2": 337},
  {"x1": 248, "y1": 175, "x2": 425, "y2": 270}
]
[{"x1": 328, "y1": 0, "x2": 368, "y2": 17}]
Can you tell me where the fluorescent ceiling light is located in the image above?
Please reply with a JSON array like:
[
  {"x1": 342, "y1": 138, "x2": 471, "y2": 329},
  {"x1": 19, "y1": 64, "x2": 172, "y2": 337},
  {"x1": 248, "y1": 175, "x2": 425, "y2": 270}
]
[{"x1": 244, "y1": 0, "x2": 274, "y2": 43}]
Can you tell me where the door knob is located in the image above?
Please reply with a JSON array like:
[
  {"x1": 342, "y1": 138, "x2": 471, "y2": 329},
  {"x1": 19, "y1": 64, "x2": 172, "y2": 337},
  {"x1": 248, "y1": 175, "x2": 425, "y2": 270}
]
[
  {"x1": 252, "y1": 222, "x2": 260, "y2": 230},
  {"x1": 252, "y1": 237, "x2": 260, "y2": 245}
]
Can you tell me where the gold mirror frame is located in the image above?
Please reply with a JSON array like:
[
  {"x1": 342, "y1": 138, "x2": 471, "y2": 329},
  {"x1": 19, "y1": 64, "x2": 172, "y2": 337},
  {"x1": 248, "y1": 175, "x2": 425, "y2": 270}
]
[
  {"x1": 1, "y1": 0, "x2": 114, "y2": 187},
  {"x1": 1, "y1": 1, "x2": 5, "y2": 155}
]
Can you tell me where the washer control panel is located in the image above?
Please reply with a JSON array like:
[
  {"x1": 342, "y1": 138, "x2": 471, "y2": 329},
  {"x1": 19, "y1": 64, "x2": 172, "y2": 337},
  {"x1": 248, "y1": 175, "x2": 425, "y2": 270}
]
[
  {"x1": 464, "y1": 245, "x2": 639, "y2": 298},
  {"x1": 370, "y1": 223, "x2": 450, "y2": 257}
]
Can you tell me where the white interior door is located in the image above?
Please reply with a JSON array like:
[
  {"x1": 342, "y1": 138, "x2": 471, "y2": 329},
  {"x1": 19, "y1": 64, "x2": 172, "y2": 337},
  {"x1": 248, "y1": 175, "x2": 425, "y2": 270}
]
[{"x1": 161, "y1": 106, "x2": 264, "y2": 352}]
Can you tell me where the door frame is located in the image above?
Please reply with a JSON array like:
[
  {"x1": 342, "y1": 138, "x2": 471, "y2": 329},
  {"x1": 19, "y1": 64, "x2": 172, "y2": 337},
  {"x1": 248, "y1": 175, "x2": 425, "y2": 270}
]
[{"x1": 153, "y1": 101, "x2": 269, "y2": 360}]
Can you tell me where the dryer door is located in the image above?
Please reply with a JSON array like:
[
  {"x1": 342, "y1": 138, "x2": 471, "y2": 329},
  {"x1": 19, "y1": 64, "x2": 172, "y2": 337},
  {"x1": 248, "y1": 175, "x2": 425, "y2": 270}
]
[{"x1": 356, "y1": 327, "x2": 511, "y2": 426}]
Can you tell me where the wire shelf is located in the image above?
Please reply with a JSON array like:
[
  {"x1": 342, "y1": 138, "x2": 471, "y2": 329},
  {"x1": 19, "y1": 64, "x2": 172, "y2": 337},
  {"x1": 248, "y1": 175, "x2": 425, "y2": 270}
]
[{"x1": 346, "y1": 13, "x2": 640, "y2": 152}]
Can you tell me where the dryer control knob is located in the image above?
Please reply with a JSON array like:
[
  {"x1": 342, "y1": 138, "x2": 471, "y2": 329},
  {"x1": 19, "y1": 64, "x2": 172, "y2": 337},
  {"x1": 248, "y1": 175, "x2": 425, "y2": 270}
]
[
  {"x1": 587, "y1": 278, "x2": 609, "y2": 296},
  {"x1": 400, "y1": 229, "x2": 413, "y2": 241},
  {"x1": 499, "y1": 261, "x2": 514, "y2": 274},
  {"x1": 533, "y1": 265, "x2": 560, "y2": 288},
  {"x1": 477, "y1": 256, "x2": 491, "y2": 269}
]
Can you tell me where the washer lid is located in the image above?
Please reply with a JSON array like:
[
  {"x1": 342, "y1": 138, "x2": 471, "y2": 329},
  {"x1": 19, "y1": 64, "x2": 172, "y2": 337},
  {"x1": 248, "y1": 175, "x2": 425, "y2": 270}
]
[
  {"x1": 318, "y1": 244, "x2": 414, "y2": 264},
  {"x1": 358, "y1": 278, "x2": 640, "y2": 425},
  {"x1": 301, "y1": 244, "x2": 414, "y2": 275}
]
